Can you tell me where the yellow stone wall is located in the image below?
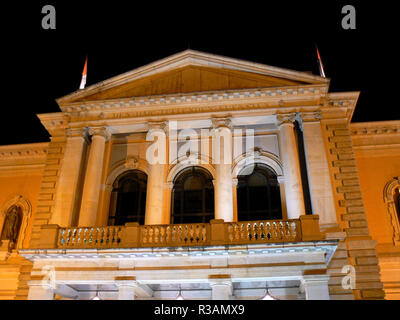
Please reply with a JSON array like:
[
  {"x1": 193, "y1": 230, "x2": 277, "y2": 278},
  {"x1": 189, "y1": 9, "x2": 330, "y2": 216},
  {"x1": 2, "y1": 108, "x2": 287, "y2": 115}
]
[{"x1": 351, "y1": 121, "x2": 400, "y2": 300}]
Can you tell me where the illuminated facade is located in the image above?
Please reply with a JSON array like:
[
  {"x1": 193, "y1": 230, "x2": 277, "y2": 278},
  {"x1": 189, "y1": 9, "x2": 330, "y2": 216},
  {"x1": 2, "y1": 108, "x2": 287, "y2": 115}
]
[{"x1": 0, "y1": 50, "x2": 398, "y2": 300}]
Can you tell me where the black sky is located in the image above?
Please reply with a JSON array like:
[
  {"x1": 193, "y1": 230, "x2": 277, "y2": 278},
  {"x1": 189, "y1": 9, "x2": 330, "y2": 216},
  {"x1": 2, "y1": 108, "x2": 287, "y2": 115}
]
[{"x1": 1, "y1": 1, "x2": 398, "y2": 145}]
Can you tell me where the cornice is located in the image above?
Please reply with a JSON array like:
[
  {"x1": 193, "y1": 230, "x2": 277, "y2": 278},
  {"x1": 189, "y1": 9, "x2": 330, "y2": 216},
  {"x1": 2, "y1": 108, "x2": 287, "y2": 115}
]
[
  {"x1": 59, "y1": 84, "x2": 328, "y2": 114},
  {"x1": 350, "y1": 120, "x2": 400, "y2": 136},
  {"x1": 0, "y1": 143, "x2": 48, "y2": 160}
]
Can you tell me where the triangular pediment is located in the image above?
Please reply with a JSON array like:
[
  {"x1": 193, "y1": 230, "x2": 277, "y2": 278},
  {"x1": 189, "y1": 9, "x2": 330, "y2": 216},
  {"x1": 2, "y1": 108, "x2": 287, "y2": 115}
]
[{"x1": 57, "y1": 50, "x2": 329, "y2": 104}]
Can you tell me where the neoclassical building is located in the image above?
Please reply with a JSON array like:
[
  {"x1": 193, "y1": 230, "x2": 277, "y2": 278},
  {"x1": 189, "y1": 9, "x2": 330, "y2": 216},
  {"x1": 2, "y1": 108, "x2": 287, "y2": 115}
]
[{"x1": 0, "y1": 50, "x2": 399, "y2": 300}]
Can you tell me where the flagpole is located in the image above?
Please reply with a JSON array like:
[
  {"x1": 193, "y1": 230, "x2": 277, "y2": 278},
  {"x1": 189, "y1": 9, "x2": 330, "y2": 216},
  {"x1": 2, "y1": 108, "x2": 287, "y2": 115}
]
[
  {"x1": 79, "y1": 56, "x2": 88, "y2": 90},
  {"x1": 315, "y1": 45, "x2": 326, "y2": 78}
]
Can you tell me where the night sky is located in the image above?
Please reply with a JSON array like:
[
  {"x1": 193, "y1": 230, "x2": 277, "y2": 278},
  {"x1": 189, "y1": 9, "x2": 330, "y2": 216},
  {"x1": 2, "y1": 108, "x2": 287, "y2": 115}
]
[{"x1": 1, "y1": 1, "x2": 398, "y2": 146}]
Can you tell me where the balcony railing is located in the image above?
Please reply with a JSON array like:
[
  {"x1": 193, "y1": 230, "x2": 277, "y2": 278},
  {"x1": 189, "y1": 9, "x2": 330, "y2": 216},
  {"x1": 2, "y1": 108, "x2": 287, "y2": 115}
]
[{"x1": 37, "y1": 215, "x2": 324, "y2": 250}]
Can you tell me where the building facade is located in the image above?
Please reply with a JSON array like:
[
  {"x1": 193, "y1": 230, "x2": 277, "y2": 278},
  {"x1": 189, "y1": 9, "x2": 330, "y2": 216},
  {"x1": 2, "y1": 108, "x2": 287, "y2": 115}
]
[{"x1": 0, "y1": 50, "x2": 398, "y2": 300}]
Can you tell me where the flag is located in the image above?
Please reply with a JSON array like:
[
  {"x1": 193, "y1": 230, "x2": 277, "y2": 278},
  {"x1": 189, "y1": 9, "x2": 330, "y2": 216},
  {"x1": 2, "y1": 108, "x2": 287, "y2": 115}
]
[
  {"x1": 79, "y1": 56, "x2": 88, "y2": 89},
  {"x1": 315, "y1": 45, "x2": 326, "y2": 78}
]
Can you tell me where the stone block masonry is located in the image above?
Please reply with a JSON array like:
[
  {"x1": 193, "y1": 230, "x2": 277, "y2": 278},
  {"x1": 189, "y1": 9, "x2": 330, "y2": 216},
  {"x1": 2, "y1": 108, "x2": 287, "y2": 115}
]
[{"x1": 323, "y1": 121, "x2": 385, "y2": 300}]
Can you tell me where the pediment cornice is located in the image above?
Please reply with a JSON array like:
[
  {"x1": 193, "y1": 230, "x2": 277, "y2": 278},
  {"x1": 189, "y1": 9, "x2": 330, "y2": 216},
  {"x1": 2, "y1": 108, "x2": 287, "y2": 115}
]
[{"x1": 56, "y1": 49, "x2": 329, "y2": 104}]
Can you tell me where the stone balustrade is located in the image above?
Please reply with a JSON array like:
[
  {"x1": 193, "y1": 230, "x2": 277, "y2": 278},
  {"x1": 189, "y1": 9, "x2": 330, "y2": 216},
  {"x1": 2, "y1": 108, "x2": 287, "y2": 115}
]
[{"x1": 36, "y1": 215, "x2": 323, "y2": 250}]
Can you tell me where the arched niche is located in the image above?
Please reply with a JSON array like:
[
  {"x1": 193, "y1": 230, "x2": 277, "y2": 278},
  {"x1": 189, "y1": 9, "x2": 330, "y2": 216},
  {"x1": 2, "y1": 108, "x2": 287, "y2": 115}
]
[
  {"x1": 384, "y1": 177, "x2": 400, "y2": 246},
  {"x1": 0, "y1": 195, "x2": 32, "y2": 250}
]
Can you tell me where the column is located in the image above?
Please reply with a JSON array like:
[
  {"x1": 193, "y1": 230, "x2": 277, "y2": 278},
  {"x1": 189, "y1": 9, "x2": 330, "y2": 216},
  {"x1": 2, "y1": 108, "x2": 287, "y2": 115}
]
[
  {"x1": 301, "y1": 275, "x2": 330, "y2": 300},
  {"x1": 79, "y1": 127, "x2": 111, "y2": 226},
  {"x1": 145, "y1": 122, "x2": 167, "y2": 225},
  {"x1": 212, "y1": 118, "x2": 234, "y2": 222},
  {"x1": 51, "y1": 128, "x2": 89, "y2": 227},
  {"x1": 209, "y1": 276, "x2": 232, "y2": 300},
  {"x1": 277, "y1": 113, "x2": 305, "y2": 219},
  {"x1": 27, "y1": 280, "x2": 54, "y2": 300},
  {"x1": 115, "y1": 280, "x2": 139, "y2": 300},
  {"x1": 298, "y1": 112, "x2": 338, "y2": 227}
]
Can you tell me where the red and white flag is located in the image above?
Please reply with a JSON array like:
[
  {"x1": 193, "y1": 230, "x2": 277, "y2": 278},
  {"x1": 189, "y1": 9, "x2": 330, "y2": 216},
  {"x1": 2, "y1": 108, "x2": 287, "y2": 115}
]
[
  {"x1": 79, "y1": 56, "x2": 88, "y2": 89},
  {"x1": 315, "y1": 46, "x2": 326, "y2": 78}
]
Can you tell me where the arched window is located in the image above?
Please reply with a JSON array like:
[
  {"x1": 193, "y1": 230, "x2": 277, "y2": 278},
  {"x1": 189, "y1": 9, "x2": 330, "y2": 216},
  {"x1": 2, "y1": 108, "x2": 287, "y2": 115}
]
[
  {"x1": 237, "y1": 164, "x2": 282, "y2": 221},
  {"x1": 108, "y1": 170, "x2": 147, "y2": 226},
  {"x1": 171, "y1": 166, "x2": 214, "y2": 224},
  {"x1": 384, "y1": 178, "x2": 400, "y2": 246}
]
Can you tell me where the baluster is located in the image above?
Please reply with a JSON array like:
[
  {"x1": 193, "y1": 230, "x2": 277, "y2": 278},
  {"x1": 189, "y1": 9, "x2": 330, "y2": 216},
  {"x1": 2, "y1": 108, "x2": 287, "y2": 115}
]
[
  {"x1": 272, "y1": 222, "x2": 278, "y2": 240},
  {"x1": 260, "y1": 223, "x2": 265, "y2": 240},
  {"x1": 178, "y1": 226, "x2": 183, "y2": 243},
  {"x1": 240, "y1": 224, "x2": 246, "y2": 240},
  {"x1": 233, "y1": 224, "x2": 239, "y2": 241},
  {"x1": 160, "y1": 226, "x2": 166, "y2": 243},
  {"x1": 247, "y1": 223, "x2": 252, "y2": 241},
  {"x1": 189, "y1": 225, "x2": 195, "y2": 243},
  {"x1": 183, "y1": 225, "x2": 189, "y2": 243},
  {"x1": 265, "y1": 222, "x2": 271, "y2": 240},
  {"x1": 71, "y1": 228, "x2": 77, "y2": 246},
  {"x1": 253, "y1": 223, "x2": 258, "y2": 241},
  {"x1": 59, "y1": 229, "x2": 65, "y2": 246},
  {"x1": 142, "y1": 227, "x2": 148, "y2": 243},
  {"x1": 195, "y1": 225, "x2": 200, "y2": 243},
  {"x1": 154, "y1": 227, "x2": 160, "y2": 243},
  {"x1": 148, "y1": 227, "x2": 154, "y2": 243},
  {"x1": 278, "y1": 222, "x2": 284, "y2": 239},
  {"x1": 166, "y1": 226, "x2": 171, "y2": 243},
  {"x1": 172, "y1": 226, "x2": 177, "y2": 243}
]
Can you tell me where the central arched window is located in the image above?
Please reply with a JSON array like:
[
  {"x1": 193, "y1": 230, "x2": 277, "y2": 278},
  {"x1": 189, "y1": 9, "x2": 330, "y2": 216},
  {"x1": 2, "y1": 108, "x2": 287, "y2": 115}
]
[
  {"x1": 108, "y1": 170, "x2": 147, "y2": 226},
  {"x1": 171, "y1": 166, "x2": 214, "y2": 224},
  {"x1": 237, "y1": 164, "x2": 282, "y2": 221}
]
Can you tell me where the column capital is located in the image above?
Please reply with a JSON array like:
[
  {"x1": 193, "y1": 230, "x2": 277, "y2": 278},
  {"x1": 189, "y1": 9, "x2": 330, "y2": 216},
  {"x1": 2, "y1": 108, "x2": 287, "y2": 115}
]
[
  {"x1": 276, "y1": 113, "x2": 297, "y2": 126},
  {"x1": 66, "y1": 127, "x2": 90, "y2": 142},
  {"x1": 296, "y1": 111, "x2": 322, "y2": 131},
  {"x1": 211, "y1": 116, "x2": 232, "y2": 130},
  {"x1": 232, "y1": 178, "x2": 239, "y2": 186},
  {"x1": 89, "y1": 126, "x2": 112, "y2": 140},
  {"x1": 114, "y1": 276, "x2": 140, "y2": 287},
  {"x1": 147, "y1": 120, "x2": 169, "y2": 133},
  {"x1": 164, "y1": 182, "x2": 174, "y2": 190}
]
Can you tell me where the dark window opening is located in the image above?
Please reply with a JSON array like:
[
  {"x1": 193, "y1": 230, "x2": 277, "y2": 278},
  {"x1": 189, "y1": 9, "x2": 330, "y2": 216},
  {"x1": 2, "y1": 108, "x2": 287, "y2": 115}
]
[
  {"x1": 108, "y1": 170, "x2": 147, "y2": 226},
  {"x1": 171, "y1": 166, "x2": 215, "y2": 224},
  {"x1": 237, "y1": 164, "x2": 282, "y2": 221},
  {"x1": 395, "y1": 188, "x2": 400, "y2": 223}
]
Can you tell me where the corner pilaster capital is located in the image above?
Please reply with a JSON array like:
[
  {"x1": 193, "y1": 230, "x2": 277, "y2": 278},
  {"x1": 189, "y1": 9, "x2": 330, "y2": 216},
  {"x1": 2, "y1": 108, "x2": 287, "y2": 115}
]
[
  {"x1": 89, "y1": 126, "x2": 112, "y2": 140},
  {"x1": 66, "y1": 127, "x2": 90, "y2": 142},
  {"x1": 276, "y1": 113, "x2": 297, "y2": 127}
]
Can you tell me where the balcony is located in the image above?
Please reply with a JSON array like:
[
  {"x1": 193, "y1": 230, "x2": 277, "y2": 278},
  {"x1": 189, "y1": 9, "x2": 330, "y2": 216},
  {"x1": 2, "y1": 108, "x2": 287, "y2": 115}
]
[{"x1": 36, "y1": 215, "x2": 324, "y2": 250}]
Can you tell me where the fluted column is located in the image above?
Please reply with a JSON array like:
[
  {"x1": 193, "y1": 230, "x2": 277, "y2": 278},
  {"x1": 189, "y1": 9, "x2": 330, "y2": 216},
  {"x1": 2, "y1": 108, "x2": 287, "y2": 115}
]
[
  {"x1": 298, "y1": 112, "x2": 337, "y2": 227},
  {"x1": 277, "y1": 113, "x2": 305, "y2": 219},
  {"x1": 145, "y1": 122, "x2": 167, "y2": 225},
  {"x1": 51, "y1": 128, "x2": 89, "y2": 227},
  {"x1": 212, "y1": 118, "x2": 234, "y2": 222},
  {"x1": 78, "y1": 127, "x2": 111, "y2": 226}
]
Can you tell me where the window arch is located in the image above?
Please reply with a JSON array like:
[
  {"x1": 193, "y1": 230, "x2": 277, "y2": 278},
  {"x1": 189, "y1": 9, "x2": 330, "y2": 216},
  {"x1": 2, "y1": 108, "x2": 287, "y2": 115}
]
[
  {"x1": 171, "y1": 166, "x2": 214, "y2": 224},
  {"x1": 237, "y1": 163, "x2": 282, "y2": 221},
  {"x1": 108, "y1": 170, "x2": 147, "y2": 226}
]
